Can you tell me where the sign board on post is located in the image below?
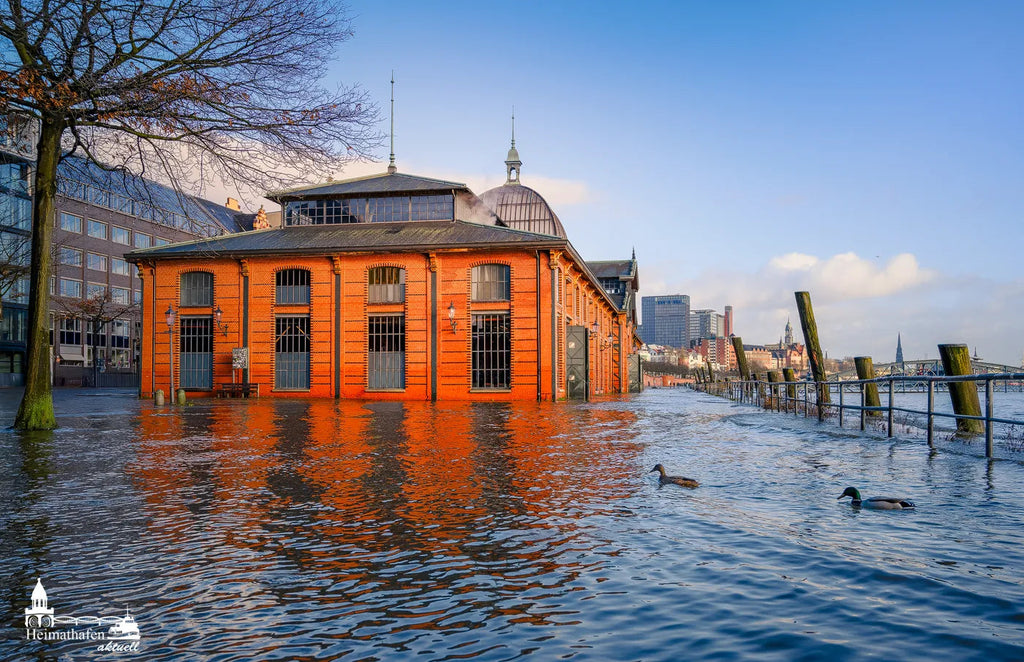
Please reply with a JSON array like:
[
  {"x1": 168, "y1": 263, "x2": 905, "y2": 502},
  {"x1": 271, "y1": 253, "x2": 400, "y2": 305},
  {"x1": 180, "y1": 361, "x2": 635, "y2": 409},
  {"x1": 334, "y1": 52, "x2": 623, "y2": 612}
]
[{"x1": 232, "y1": 347, "x2": 249, "y2": 370}]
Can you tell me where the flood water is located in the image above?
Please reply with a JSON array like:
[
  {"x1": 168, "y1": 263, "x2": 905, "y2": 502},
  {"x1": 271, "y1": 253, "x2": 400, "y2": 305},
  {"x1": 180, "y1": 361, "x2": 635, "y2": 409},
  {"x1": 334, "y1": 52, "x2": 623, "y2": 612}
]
[{"x1": 1, "y1": 387, "x2": 1023, "y2": 661}]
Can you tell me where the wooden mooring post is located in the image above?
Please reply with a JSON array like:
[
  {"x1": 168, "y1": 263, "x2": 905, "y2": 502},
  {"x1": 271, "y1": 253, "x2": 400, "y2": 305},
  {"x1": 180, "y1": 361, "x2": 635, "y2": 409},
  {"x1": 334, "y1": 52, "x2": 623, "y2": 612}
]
[
  {"x1": 732, "y1": 336, "x2": 750, "y2": 381},
  {"x1": 938, "y1": 344, "x2": 983, "y2": 437},
  {"x1": 766, "y1": 371, "x2": 781, "y2": 411},
  {"x1": 782, "y1": 367, "x2": 797, "y2": 412},
  {"x1": 795, "y1": 292, "x2": 830, "y2": 406},
  {"x1": 854, "y1": 356, "x2": 881, "y2": 417}
]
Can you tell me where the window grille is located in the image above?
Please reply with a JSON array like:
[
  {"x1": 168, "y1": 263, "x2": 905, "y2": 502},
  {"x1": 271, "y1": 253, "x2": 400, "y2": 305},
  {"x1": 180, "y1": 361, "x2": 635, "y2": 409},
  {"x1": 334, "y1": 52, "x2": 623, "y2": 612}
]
[
  {"x1": 471, "y1": 313, "x2": 511, "y2": 389},
  {"x1": 179, "y1": 317, "x2": 212, "y2": 389},
  {"x1": 368, "y1": 315, "x2": 405, "y2": 389},
  {"x1": 275, "y1": 316, "x2": 310, "y2": 389},
  {"x1": 471, "y1": 264, "x2": 510, "y2": 302},
  {"x1": 180, "y1": 272, "x2": 213, "y2": 306},
  {"x1": 276, "y1": 269, "x2": 310, "y2": 304},
  {"x1": 368, "y1": 267, "x2": 405, "y2": 304}
]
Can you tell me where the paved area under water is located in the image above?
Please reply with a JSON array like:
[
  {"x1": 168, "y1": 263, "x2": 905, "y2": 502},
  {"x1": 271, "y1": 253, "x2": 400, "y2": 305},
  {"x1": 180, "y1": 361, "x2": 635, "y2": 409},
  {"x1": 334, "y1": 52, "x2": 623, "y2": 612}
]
[{"x1": 1, "y1": 388, "x2": 1023, "y2": 660}]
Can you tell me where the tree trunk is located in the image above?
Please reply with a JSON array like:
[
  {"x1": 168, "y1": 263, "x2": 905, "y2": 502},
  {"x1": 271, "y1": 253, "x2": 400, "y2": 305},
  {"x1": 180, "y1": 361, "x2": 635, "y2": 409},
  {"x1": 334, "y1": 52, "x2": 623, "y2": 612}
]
[{"x1": 14, "y1": 117, "x2": 62, "y2": 430}]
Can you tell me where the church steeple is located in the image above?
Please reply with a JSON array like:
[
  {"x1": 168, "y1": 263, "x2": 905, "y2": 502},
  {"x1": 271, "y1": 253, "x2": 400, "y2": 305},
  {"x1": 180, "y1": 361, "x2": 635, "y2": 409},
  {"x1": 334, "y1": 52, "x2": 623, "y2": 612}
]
[
  {"x1": 784, "y1": 318, "x2": 793, "y2": 345},
  {"x1": 505, "y1": 109, "x2": 521, "y2": 184},
  {"x1": 896, "y1": 333, "x2": 904, "y2": 366}
]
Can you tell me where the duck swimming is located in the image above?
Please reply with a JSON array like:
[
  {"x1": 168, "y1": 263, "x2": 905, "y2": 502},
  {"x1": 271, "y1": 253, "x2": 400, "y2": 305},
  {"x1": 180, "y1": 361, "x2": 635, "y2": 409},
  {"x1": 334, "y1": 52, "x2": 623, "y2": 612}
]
[
  {"x1": 837, "y1": 486, "x2": 915, "y2": 510},
  {"x1": 650, "y1": 464, "x2": 699, "y2": 488}
]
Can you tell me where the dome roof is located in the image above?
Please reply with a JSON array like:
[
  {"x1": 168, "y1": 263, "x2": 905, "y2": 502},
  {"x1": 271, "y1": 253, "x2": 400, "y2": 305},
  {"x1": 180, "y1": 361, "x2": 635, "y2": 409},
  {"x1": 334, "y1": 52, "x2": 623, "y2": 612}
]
[{"x1": 479, "y1": 184, "x2": 566, "y2": 239}]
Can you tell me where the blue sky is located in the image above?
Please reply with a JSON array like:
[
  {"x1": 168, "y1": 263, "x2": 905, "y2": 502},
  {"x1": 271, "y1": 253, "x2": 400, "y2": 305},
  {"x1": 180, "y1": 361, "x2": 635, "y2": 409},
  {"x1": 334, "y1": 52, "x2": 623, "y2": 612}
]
[{"x1": 298, "y1": 1, "x2": 1024, "y2": 365}]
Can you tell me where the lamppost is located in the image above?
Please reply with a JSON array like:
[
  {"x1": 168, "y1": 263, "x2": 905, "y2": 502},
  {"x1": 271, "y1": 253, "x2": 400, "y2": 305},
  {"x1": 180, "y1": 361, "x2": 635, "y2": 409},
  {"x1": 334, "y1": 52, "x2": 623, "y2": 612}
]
[{"x1": 166, "y1": 305, "x2": 176, "y2": 402}]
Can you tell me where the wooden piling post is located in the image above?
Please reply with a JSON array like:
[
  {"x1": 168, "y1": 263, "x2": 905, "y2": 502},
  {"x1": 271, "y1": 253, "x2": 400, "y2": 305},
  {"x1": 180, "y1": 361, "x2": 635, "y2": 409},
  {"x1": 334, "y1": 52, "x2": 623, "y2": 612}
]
[
  {"x1": 854, "y1": 356, "x2": 881, "y2": 417},
  {"x1": 938, "y1": 344, "x2": 983, "y2": 436},
  {"x1": 782, "y1": 367, "x2": 797, "y2": 410},
  {"x1": 767, "y1": 371, "x2": 782, "y2": 411},
  {"x1": 732, "y1": 336, "x2": 750, "y2": 381},
  {"x1": 795, "y1": 292, "x2": 830, "y2": 404}
]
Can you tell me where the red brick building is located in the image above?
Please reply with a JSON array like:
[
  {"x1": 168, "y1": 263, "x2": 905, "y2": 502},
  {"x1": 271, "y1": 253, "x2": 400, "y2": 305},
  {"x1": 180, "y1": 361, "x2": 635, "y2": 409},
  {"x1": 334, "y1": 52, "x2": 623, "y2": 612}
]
[{"x1": 129, "y1": 159, "x2": 640, "y2": 401}]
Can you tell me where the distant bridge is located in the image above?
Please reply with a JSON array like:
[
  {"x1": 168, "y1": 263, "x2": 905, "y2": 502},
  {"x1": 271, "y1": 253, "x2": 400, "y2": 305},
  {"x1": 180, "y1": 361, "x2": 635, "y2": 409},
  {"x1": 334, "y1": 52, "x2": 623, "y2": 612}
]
[{"x1": 835, "y1": 358, "x2": 1023, "y2": 380}]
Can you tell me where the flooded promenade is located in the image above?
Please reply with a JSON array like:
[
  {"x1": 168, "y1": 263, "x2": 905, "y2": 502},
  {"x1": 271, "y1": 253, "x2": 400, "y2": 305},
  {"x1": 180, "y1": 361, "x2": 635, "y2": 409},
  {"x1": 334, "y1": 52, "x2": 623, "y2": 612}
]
[{"x1": 1, "y1": 388, "x2": 1023, "y2": 660}]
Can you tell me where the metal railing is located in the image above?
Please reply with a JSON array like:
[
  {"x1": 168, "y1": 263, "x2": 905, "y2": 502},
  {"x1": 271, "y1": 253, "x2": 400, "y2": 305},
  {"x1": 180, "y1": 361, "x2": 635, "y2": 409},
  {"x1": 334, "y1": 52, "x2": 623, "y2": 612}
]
[{"x1": 694, "y1": 373, "x2": 1024, "y2": 458}]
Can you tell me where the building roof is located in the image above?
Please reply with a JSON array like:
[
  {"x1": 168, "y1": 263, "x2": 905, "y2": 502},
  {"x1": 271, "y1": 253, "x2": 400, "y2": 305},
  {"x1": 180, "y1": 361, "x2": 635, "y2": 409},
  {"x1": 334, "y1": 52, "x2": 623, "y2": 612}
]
[
  {"x1": 57, "y1": 157, "x2": 238, "y2": 236},
  {"x1": 267, "y1": 172, "x2": 469, "y2": 201},
  {"x1": 126, "y1": 220, "x2": 567, "y2": 259},
  {"x1": 478, "y1": 184, "x2": 566, "y2": 238},
  {"x1": 588, "y1": 259, "x2": 636, "y2": 280}
]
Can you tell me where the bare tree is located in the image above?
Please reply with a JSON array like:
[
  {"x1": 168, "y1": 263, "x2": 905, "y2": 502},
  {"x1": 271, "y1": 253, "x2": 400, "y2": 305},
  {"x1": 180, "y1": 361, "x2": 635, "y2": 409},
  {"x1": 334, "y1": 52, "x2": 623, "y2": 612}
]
[
  {"x1": 53, "y1": 291, "x2": 138, "y2": 387},
  {"x1": 0, "y1": 0, "x2": 381, "y2": 429}
]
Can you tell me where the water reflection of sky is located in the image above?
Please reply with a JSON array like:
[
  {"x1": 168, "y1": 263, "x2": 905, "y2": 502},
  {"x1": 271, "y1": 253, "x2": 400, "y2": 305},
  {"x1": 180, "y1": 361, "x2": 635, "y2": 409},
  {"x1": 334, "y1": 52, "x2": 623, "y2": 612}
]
[{"x1": 2, "y1": 389, "x2": 1023, "y2": 661}]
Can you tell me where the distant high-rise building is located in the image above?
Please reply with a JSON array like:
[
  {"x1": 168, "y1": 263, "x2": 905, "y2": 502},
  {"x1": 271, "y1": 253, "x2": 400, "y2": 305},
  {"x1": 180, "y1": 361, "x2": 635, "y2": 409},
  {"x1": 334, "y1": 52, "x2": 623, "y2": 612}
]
[
  {"x1": 689, "y1": 308, "x2": 725, "y2": 344},
  {"x1": 724, "y1": 305, "x2": 733, "y2": 337},
  {"x1": 640, "y1": 294, "x2": 690, "y2": 347}
]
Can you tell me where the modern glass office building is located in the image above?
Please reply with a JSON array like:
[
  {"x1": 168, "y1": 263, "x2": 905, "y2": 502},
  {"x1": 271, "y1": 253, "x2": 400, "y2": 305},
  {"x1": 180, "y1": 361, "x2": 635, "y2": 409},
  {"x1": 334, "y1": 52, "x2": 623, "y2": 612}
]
[{"x1": 639, "y1": 294, "x2": 690, "y2": 348}]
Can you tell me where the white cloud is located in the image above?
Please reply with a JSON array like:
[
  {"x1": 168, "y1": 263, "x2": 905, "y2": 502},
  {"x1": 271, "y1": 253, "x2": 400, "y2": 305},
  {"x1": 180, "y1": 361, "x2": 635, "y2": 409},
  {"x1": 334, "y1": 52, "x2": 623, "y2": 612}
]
[{"x1": 642, "y1": 251, "x2": 1023, "y2": 366}]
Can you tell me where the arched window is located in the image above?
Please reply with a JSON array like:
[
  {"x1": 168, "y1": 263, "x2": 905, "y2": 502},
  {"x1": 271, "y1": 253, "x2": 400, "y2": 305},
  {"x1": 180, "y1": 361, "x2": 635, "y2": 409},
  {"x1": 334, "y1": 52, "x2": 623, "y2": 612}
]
[
  {"x1": 368, "y1": 267, "x2": 405, "y2": 304},
  {"x1": 180, "y1": 272, "x2": 212, "y2": 307},
  {"x1": 276, "y1": 269, "x2": 310, "y2": 304},
  {"x1": 472, "y1": 264, "x2": 510, "y2": 302}
]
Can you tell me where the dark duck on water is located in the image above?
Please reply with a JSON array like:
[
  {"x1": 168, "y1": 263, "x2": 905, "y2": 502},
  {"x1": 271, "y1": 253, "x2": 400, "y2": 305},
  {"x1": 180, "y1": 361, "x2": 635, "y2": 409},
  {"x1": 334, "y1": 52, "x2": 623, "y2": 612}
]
[{"x1": 650, "y1": 464, "x2": 699, "y2": 488}]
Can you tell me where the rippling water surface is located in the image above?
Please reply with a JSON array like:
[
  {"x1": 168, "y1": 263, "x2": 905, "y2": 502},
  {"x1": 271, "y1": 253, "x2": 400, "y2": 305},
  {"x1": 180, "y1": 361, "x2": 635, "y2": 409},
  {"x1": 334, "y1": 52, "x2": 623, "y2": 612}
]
[{"x1": 2, "y1": 388, "x2": 1023, "y2": 661}]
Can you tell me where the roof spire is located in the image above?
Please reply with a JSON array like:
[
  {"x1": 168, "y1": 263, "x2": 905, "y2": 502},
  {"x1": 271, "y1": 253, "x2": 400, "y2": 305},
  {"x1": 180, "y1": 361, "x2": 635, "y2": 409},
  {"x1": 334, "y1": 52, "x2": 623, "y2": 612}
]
[
  {"x1": 387, "y1": 72, "x2": 397, "y2": 174},
  {"x1": 505, "y1": 107, "x2": 522, "y2": 185}
]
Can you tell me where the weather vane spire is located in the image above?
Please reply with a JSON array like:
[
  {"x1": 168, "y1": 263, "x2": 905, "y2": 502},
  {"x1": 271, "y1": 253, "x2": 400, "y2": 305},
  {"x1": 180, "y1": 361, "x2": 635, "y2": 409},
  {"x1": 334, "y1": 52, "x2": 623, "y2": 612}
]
[
  {"x1": 511, "y1": 105, "x2": 516, "y2": 149},
  {"x1": 388, "y1": 71, "x2": 397, "y2": 174}
]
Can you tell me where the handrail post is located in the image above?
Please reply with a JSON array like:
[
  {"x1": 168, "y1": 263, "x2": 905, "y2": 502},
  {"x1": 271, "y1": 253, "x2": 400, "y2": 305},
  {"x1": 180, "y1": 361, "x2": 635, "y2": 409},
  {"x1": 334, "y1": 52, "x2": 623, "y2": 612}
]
[
  {"x1": 887, "y1": 378, "x2": 894, "y2": 438},
  {"x1": 817, "y1": 381, "x2": 825, "y2": 422},
  {"x1": 803, "y1": 381, "x2": 808, "y2": 418},
  {"x1": 927, "y1": 379, "x2": 934, "y2": 448},
  {"x1": 839, "y1": 381, "x2": 844, "y2": 427},
  {"x1": 859, "y1": 381, "x2": 865, "y2": 431},
  {"x1": 985, "y1": 378, "x2": 994, "y2": 458}
]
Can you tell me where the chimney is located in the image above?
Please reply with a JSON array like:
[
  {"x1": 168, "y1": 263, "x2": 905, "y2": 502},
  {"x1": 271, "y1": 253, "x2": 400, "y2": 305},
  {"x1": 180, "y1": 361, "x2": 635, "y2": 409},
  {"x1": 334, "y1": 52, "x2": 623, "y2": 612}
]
[{"x1": 225, "y1": 197, "x2": 241, "y2": 211}]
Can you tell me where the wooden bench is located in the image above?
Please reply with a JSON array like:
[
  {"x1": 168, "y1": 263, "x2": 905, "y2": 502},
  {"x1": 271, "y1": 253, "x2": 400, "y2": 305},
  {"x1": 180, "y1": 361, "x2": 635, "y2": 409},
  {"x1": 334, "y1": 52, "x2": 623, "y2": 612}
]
[{"x1": 218, "y1": 382, "x2": 260, "y2": 398}]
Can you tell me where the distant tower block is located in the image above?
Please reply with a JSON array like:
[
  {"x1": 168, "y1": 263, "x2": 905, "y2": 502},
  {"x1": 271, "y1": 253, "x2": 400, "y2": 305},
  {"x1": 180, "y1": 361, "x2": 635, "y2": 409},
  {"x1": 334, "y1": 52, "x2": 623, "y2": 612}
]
[
  {"x1": 724, "y1": 305, "x2": 733, "y2": 337},
  {"x1": 25, "y1": 578, "x2": 54, "y2": 628}
]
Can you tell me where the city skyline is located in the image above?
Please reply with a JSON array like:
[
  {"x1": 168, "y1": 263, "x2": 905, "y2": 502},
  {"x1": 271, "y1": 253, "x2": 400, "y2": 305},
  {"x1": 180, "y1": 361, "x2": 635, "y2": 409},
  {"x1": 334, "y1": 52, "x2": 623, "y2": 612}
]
[{"x1": 214, "y1": 1, "x2": 1023, "y2": 366}]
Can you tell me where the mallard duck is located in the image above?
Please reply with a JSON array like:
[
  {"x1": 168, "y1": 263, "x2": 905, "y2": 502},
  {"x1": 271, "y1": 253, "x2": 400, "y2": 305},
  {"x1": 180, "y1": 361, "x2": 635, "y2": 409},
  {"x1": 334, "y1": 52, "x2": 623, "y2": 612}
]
[
  {"x1": 650, "y1": 464, "x2": 699, "y2": 488},
  {"x1": 837, "y1": 486, "x2": 915, "y2": 510}
]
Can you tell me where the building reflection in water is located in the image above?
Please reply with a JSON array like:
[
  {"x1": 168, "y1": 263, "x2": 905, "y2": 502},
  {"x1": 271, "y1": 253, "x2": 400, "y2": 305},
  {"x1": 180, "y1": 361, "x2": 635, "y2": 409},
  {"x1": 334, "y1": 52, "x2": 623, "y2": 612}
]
[{"x1": 128, "y1": 398, "x2": 640, "y2": 638}]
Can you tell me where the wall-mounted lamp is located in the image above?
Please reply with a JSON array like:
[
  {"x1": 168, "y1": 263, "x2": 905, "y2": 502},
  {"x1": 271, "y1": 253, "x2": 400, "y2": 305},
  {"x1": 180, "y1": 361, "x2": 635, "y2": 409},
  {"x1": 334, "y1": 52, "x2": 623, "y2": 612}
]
[
  {"x1": 448, "y1": 301, "x2": 458, "y2": 333},
  {"x1": 214, "y1": 306, "x2": 229, "y2": 336},
  {"x1": 590, "y1": 321, "x2": 599, "y2": 337}
]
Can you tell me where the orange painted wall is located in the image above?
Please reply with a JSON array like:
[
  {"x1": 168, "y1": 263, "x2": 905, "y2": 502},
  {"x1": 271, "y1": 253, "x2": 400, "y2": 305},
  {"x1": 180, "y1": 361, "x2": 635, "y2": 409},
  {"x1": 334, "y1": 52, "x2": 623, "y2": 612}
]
[{"x1": 137, "y1": 247, "x2": 633, "y2": 401}]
